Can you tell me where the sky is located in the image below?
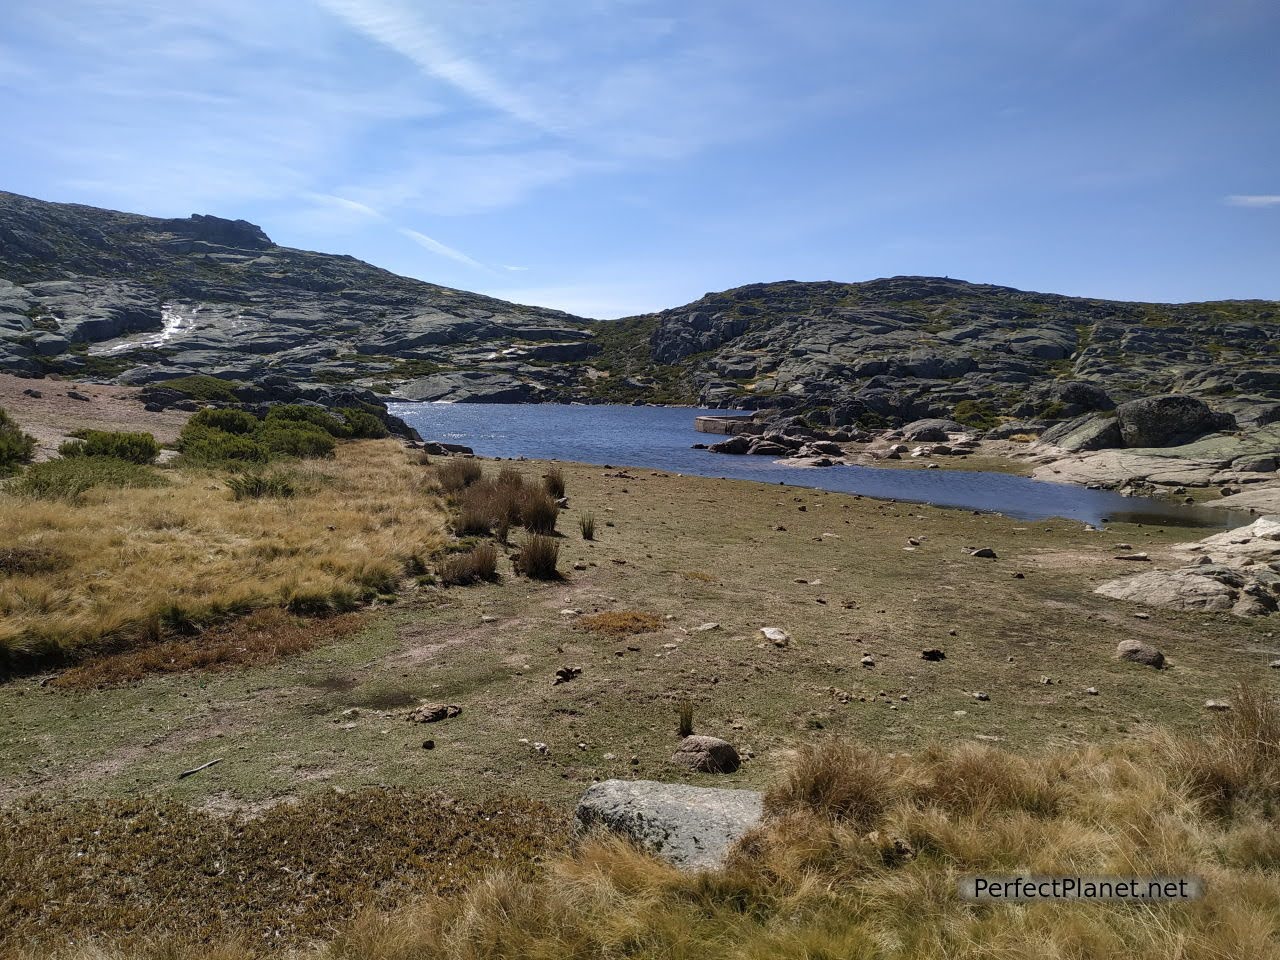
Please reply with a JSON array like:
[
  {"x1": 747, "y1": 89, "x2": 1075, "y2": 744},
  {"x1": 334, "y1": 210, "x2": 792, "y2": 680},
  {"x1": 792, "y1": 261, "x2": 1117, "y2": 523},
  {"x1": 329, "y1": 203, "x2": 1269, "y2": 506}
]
[{"x1": 1, "y1": 0, "x2": 1277, "y2": 319}]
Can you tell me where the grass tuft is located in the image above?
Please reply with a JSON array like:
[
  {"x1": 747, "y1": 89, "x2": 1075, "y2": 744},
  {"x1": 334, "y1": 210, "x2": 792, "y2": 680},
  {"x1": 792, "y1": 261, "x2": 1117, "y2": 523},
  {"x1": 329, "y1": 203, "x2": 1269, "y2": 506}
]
[
  {"x1": 436, "y1": 458, "x2": 483, "y2": 492},
  {"x1": 439, "y1": 543, "x2": 500, "y2": 586},
  {"x1": 515, "y1": 534, "x2": 559, "y2": 580},
  {"x1": 225, "y1": 470, "x2": 296, "y2": 500},
  {"x1": 543, "y1": 465, "x2": 566, "y2": 499},
  {"x1": 579, "y1": 512, "x2": 596, "y2": 540}
]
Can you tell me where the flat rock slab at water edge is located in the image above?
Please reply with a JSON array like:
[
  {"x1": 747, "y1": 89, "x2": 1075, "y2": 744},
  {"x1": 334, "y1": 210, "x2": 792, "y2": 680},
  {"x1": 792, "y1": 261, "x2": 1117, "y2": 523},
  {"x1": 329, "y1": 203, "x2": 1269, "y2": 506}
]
[
  {"x1": 575, "y1": 779, "x2": 764, "y2": 870},
  {"x1": 1095, "y1": 516, "x2": 1280, "y2": 618}
]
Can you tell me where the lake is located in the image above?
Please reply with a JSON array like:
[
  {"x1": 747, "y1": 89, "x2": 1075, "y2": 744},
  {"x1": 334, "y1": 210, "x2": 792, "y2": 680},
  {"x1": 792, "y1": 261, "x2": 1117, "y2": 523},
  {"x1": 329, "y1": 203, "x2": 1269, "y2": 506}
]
[{"x1": 389, "y1": 402, "x2": 1241, "y2": 529}]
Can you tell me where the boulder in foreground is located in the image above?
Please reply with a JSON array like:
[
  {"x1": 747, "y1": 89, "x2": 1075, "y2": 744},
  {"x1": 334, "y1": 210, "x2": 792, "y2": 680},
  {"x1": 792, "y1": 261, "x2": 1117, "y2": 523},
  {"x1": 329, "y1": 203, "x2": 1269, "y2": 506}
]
[{"x1": 575, "y1": 779, "x2": 763, "y2": 870}]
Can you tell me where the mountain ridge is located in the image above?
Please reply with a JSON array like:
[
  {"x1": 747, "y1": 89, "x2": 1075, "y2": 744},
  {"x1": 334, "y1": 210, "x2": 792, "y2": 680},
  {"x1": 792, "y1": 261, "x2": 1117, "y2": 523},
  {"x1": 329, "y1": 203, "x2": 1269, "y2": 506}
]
[{"x1": 1, "y1": 190, "x2": 1277, "y2": 429}]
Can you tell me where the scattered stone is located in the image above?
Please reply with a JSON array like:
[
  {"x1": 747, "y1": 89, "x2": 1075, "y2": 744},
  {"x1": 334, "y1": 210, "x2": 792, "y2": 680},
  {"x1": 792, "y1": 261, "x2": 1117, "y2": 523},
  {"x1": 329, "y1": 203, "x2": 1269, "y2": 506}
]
[
  {"x1": 1086, "y1": 687, "x2": 1099, "y2": 695},
  {"x1": 672, "y1": 736, "x2": 741, "y2": 774},
  {"x1": 920, "y1": 648, "x2": 946, "y2": 662},
  {"x1": 575, "y1": 779, "x2": 763, "y2": 870},
  {"x1": 406, "y1": 703, "x2": 462, "y2": 723},
  {"x1": 1011, "y1": 572, "x2": 1025, "y2": 579},
  {"x1": 969, "y1": 547, "x2": 998, "y2": 559},
  {"x1": 696, "y1": 622, "x2": 721, "y2": 632},
  {"x1": 573, "y1": 562, "x2": 588, "y2": 571},
  {"x1": 533, "y1": 741, "x2": 550, "y2": 755},
  {"x1": 340, "y1": 708, "x2": 360, "y2": 718},
  {"x1": 1204, "y1": 700, "x2": 1232, "y2": 712},
  {"x1": 1114, "y1": 553, "x2": 1150, "y2": 562},
  {"x1": 860, "y1": 655, "x2": 876, "y2": 667},
  {"x1": 421, "y1": 739, "x2": 435, "y2": 750},
  {"x1": 553, "y1": 665, "x2": 583, "y2": 685},
  {"x1": 21, "y1": 388, "x2": 41, "y2": 398},
  {"x1": 1115, "y1": 639, "x2": 1165, "y2": 669},
  {"x1": 973, "y1": 691, "x2": 990, "y2": 701},
  {"x1": 760, "y1": 627, "x2": 790, "y2": 647},
  {"x1": 66, "y1": 390, "x2": 91, "y2": 402}
]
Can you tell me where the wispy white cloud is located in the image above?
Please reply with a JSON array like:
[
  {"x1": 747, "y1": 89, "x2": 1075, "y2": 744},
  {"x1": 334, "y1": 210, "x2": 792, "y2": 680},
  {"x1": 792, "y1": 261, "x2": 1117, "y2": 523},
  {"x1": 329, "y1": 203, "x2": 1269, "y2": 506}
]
[
  {"x1": 503, "y1": 265, "x2": 529, "y2": 272},
  {"x1": 1226, "y1": 194, "x2": 1280, "y2": 208},
  {"x1": 398, "y1": 227, "x2": 488, "y2": 271},
  {"x1": 313, "y1": 0, "x2": 554, "y2": 130}
]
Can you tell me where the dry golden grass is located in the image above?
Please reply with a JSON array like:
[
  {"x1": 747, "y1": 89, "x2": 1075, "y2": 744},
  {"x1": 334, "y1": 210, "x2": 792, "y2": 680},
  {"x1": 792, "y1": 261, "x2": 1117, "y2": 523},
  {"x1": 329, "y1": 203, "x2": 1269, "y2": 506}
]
[
  {"x1": 0, "y1": 440, "x2": 445, "y2": 674},
  {"x1": 576, "y1": 610, "x2": 663, "y2": 636},
  {"x1": 50, "y1": 609, "x2": 366, "y2": 688},
  {"x1": 20, "y1": 700, "x2": 1280, "y2": 959}
]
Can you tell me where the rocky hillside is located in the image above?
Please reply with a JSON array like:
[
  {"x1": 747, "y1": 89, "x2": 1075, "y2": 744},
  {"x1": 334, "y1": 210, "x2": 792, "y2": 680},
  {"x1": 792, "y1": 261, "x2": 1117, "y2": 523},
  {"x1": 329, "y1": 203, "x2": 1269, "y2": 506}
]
[
  {"x1": 0, "y1": 191, "x2": 594, "y2": 405},
  {"x1": 2, "y1": 191, "x2": 1278, "y2": 429},
  {"x1": 622, "y1": 277, "x2": 1280, "y2": 429}
]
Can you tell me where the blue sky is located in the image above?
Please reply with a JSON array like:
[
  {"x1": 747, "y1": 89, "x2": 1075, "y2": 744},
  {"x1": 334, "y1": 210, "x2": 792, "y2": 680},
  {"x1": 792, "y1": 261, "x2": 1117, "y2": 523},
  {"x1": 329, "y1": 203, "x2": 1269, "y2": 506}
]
[{"x1": 1, "y1": 1, "x2": 1277, "y2": 318}]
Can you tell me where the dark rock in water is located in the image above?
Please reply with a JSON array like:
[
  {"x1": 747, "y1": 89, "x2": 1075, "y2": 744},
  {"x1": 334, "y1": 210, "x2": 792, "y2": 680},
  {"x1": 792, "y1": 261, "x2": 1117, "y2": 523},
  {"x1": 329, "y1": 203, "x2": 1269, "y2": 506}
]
[
  {"x1": 709, "y1": 436, "x2": 752, "y2": 454},
  {"x1": 575, "y1": 779, "x2": 763, "y2": 870}
]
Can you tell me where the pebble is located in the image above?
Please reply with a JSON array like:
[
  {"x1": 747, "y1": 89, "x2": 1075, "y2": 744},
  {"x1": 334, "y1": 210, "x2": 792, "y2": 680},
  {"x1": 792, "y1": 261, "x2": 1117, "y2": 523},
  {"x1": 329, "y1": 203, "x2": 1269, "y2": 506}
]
[
  {"x1": 860, "y1": 655, "x2": 876, "y2": 667},
  {"x1": 1086, "y1": 687, "x2": 1099, "y2": 695},
  {"x1": 1204, "y1": 700, "x2": 1232, "y2": 712},
  {"x1": 974, "y1": 691, "x2": 990, "y2": 701}
]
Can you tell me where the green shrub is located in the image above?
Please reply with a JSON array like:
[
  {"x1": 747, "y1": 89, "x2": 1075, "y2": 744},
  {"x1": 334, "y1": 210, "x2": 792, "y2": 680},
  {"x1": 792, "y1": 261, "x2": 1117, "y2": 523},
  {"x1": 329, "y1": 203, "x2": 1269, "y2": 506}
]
[
  {"x1": 226, "y1": 470, "x2": 296, "y2": 500},
  {"x1": 10, "y1": 457, "x2": 166, "y2": 502},
  {"x1": 265, "y1": 404, "x2": 348, "y2": 438},
  {"x1": 59, "y1": 429, "x2": 160, "y2": 464},
  {"x1": 255, "y1": 421, "x2": 337, "y2": 459},
  {"x1": 515, "y1": 534, "x2": 559, "y2": 580},
  {"x1": 187, "y1": 407, "x2": 259, "y2": 435},
  {"x1": 177, "y1": 425, "x2": 270, "y2": 465},
  {"x1": 339, "y1": 407, "x2": 389, "y2": 439},
  {"x1": 952, "y1": 399, "x2": 999, "y2": 430},
  {"x1": 157, "y1": 375, "x2": 241, "y2": 403},
  {"x1": 0, "y1": 407, "x2": 36, "y2": 477}
]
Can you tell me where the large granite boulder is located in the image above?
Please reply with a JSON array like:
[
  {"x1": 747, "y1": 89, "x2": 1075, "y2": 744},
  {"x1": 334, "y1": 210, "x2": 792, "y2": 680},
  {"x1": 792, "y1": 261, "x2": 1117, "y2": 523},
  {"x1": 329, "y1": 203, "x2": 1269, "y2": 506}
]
[
  {"x1": 901, "y1": 418, "x2": 965, "y2": 442},
  {"x1": 1038, "y1": 413, "x2": 1123, "y2": 452},
  {"x1": 1115, "y1": 394, "x2": 1236, "y2": 448},
  {"x1": 575, "y1": 779, "x2": 763, "y2": 870}
]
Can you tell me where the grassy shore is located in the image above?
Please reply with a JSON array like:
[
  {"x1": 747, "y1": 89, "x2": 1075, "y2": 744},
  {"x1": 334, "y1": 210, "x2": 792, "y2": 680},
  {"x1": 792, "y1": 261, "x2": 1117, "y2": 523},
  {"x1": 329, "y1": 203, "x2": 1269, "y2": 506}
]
[{"x1": 1, "y1": 442, "x2": 1276, "y2": 954}]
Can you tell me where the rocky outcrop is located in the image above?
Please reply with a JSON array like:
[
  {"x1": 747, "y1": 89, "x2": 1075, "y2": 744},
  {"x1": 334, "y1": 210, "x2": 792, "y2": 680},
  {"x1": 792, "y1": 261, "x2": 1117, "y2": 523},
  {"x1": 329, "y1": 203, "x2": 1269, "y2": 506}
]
[
  {"x1": 575, "y1": 779, "x2": 763, "y2": 870},
  {"x1": 2, "y1": 191, "x2": 1278, "y2": 420},
  {"x1": 1095, "y1": 516, "x2": 1280, "y2": 617},
  {"x1": 1114, "y1": 395, "x2": 1236, "y2": 448}
]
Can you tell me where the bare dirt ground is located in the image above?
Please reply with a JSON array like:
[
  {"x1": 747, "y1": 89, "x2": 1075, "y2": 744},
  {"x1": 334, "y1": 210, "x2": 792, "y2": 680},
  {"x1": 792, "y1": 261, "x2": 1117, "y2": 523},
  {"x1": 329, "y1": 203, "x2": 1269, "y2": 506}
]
[{"x1": 0, "y1": 372, "x2": 190, "y2": 458}]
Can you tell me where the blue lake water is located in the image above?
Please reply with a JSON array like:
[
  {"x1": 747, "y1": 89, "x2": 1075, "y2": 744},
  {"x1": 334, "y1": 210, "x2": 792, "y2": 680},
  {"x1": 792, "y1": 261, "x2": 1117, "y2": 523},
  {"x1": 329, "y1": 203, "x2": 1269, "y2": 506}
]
[{"x1": 389, "y1": 402, "x2": 1242, "y2": 529}]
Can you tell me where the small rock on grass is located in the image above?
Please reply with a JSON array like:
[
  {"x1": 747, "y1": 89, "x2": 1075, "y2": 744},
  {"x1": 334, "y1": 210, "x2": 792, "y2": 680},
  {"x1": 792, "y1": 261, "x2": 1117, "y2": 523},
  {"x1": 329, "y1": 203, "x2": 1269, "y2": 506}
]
[
  {"x1": 696, "y1": 622, "x2": 721, "y2": 632},
  {"x1": 553, "y1": 666, "x2": 583, "y2": 685},
  {"x1": 1204, "y1": 700, "x2": 1232, "y2": 712},
  {"x1": 672, "y1": 735, "x2": 741, "y2": 774},
  {"x1": 406, "y1": 703, "x2": 461, "y2": 723},
  {"x1": 921, "y1": 649, "x2": 946, "y2": 662},
  {"x1": 969, "y1": 547, "x2": 998, "y2": 559},
  {"x1": 1116, "y1": 639, "x2": 1165, "y2": 669},
  {"x1": 760, "y1": 627, "x2": 790, "y2": 647}
]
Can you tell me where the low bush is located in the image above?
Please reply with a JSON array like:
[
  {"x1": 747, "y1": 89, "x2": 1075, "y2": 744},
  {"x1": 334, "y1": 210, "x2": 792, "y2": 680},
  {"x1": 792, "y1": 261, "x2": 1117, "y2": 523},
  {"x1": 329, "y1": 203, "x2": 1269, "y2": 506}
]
[
  {"x1": 0, "y1": 407, "x2": 35, "y2": 476},
  {"x1": 176, "y1": 424, "x2": 270, "y2": 465},
  {"x1": 519, "y1": 488, "x2": 559, "y2": 534},
  {"x1": 339, "y1": 406, "x2": 389, "y2": 439},
  {"x1": 952, "y1": 399, "x2": 999, "y2": 430},
  {"x1": 9, "y1": 457, "x2": 166, "y2": 502},
  {"x1": 439, "y1": 543, "x2": 499, "y2": 586},
  {"x1": 437, "y1": 458, "x2": 483, "y2": 492},
  {"x1": 265, "y1": 403, "x2": 349, "y2": 437},
  {"x1": 59, "y1": 429, "x2": 160, "y2": 464},
  {"x1": 579, "y1": 512, "x2": 596, "y2": 540},
  {"x1": 226, "y1": 470, "x2": 296, "y2": 500},
  {"x1": 515, "y1": 534, "x2": 559, "y2": 579},
  {"x1": 255, "y1": 420, "x2": 337, "y2": 459},
  {"x1": 156, "y1": 374, "x2": 242, "y2": 403},
  {"x1": 186, "y1": 407, "x2": 258, "y2": 435},
  {"x1": 543, "y1": 465, "x2": 566, "y2": 499}
]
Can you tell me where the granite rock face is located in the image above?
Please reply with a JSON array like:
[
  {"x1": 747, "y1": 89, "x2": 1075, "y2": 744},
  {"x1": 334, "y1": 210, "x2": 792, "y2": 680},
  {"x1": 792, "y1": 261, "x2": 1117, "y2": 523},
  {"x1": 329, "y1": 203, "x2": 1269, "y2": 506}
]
[
  {"x1": 3, "y1": 191, "x2": 1279, "y2": 424},
  {"x1": 575, "y1": 779, "x2": 763, "y2": 870}
]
